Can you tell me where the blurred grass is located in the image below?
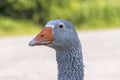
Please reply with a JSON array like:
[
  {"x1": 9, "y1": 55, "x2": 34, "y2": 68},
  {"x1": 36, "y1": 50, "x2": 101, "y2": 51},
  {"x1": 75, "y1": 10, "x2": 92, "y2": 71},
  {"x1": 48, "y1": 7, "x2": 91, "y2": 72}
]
[
  {"x1": 0, "y1": 16, "x2": 41, "y2": 36},
  {"x1": 0, "y1": 16, "x2": 120, "y2": 36},
  {"x1": 75, "y1": 18, "x2": 120, "y2": 30}
]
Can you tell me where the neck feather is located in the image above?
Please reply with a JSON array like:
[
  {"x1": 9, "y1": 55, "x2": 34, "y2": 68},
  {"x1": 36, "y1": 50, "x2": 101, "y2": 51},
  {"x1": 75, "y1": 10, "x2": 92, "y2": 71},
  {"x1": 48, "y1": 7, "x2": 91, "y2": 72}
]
[{"x1": 56, "y1": 47, "x2": 84, "y2": 80}]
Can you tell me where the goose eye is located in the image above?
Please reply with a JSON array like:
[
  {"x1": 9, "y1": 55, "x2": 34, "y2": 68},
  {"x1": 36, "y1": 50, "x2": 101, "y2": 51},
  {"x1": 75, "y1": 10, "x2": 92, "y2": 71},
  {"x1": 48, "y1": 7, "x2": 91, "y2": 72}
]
[{"x1": 58, "y1": 24, "x2": 64, "y2": 28}]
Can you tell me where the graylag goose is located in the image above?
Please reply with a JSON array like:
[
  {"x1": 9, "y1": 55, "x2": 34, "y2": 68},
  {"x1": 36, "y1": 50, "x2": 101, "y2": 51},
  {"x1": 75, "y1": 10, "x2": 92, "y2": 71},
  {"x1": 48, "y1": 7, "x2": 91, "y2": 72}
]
[{"x1": 29, "y1": 19, "x2": 84, "y2": 80}]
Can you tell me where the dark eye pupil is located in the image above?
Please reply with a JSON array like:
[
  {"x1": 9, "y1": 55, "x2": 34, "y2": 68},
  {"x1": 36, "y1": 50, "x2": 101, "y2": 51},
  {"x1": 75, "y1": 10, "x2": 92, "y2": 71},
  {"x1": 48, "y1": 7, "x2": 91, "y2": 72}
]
[{"x1": 59, "y1": 24, "x2": 63, "y2": 28}]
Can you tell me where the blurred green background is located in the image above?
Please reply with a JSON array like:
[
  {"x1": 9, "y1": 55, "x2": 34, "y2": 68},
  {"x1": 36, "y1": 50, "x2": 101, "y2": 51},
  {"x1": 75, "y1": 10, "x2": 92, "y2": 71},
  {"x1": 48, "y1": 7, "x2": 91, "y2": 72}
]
[{"x1": 0, "y1": 0, "x2": 120, "y2": 36}]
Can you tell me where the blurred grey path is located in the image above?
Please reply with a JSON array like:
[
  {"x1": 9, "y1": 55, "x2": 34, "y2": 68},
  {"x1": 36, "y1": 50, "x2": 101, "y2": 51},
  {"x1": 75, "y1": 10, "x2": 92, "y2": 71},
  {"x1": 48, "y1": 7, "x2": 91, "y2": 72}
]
[{"x1": 0, "y1": 29, "x2": 120, "y2": 80}]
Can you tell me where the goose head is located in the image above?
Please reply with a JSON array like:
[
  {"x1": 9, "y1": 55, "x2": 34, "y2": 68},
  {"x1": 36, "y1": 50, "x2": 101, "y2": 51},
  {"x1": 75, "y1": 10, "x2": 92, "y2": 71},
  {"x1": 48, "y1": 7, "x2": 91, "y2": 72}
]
[{"x1": 29, "y1": 19, "x2": 80, "y2": 51}]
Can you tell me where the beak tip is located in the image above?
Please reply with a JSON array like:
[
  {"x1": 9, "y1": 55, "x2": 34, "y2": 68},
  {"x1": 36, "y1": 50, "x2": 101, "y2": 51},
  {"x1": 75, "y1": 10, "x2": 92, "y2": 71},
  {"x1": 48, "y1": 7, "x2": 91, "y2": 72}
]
[{"x1": 29, "y1": 40, "x2": 35, "y2": 46}]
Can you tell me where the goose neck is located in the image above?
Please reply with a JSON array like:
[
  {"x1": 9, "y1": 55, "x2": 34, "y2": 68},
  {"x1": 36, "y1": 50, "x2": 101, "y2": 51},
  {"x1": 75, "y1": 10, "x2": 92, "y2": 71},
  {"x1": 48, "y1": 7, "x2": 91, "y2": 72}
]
[{"x1": 56, "y1": 47, "x2": 84, "y2": 80}]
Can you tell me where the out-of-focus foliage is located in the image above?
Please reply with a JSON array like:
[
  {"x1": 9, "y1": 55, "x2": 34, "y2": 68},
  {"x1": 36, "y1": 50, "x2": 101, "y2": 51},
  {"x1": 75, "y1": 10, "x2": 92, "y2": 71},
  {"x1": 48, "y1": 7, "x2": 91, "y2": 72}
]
[
  {"x1": 0, "y1": 0, "x2": 120, "y2": 25},
  {"x1": 0, "y1": 0, "x2": 52, "y2": 24},
  {"x1": 0, "y1": 0, "x2": 120, "y2": 36}
]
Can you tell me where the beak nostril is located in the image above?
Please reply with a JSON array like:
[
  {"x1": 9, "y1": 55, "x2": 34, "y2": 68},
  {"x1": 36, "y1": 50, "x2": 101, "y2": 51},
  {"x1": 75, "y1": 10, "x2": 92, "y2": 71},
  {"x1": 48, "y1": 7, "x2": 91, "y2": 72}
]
[
  {"x1": 29, "y1": 27, "x2": 53, "y2": 46},
  {"x1": 41, "y1": 34, "x2": 44, "y2": 37}
]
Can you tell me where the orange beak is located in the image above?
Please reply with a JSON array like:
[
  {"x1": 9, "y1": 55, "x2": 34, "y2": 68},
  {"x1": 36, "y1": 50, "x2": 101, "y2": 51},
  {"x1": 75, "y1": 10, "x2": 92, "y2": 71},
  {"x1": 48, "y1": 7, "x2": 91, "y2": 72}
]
[{"x1": 29, "y1": 27, "x2": 54, "y2": 46}]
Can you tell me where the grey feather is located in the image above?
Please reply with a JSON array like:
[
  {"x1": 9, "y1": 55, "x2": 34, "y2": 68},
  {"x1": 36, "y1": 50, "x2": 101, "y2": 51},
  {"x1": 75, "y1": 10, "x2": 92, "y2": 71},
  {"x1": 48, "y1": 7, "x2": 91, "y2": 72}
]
[
  {"x1": 47, "y1": 19, "x2": 84, "y2": 80},
  {"x1": 30, "y1": 19, "x2": 84, "y2": 80}
]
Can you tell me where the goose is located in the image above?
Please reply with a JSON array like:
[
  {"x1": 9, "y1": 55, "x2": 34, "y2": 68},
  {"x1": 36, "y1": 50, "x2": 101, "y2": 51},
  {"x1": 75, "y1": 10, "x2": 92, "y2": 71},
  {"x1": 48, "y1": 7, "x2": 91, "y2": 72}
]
[{"x1": 29, "y1": 19, "x2": 84, "y2": 80}]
